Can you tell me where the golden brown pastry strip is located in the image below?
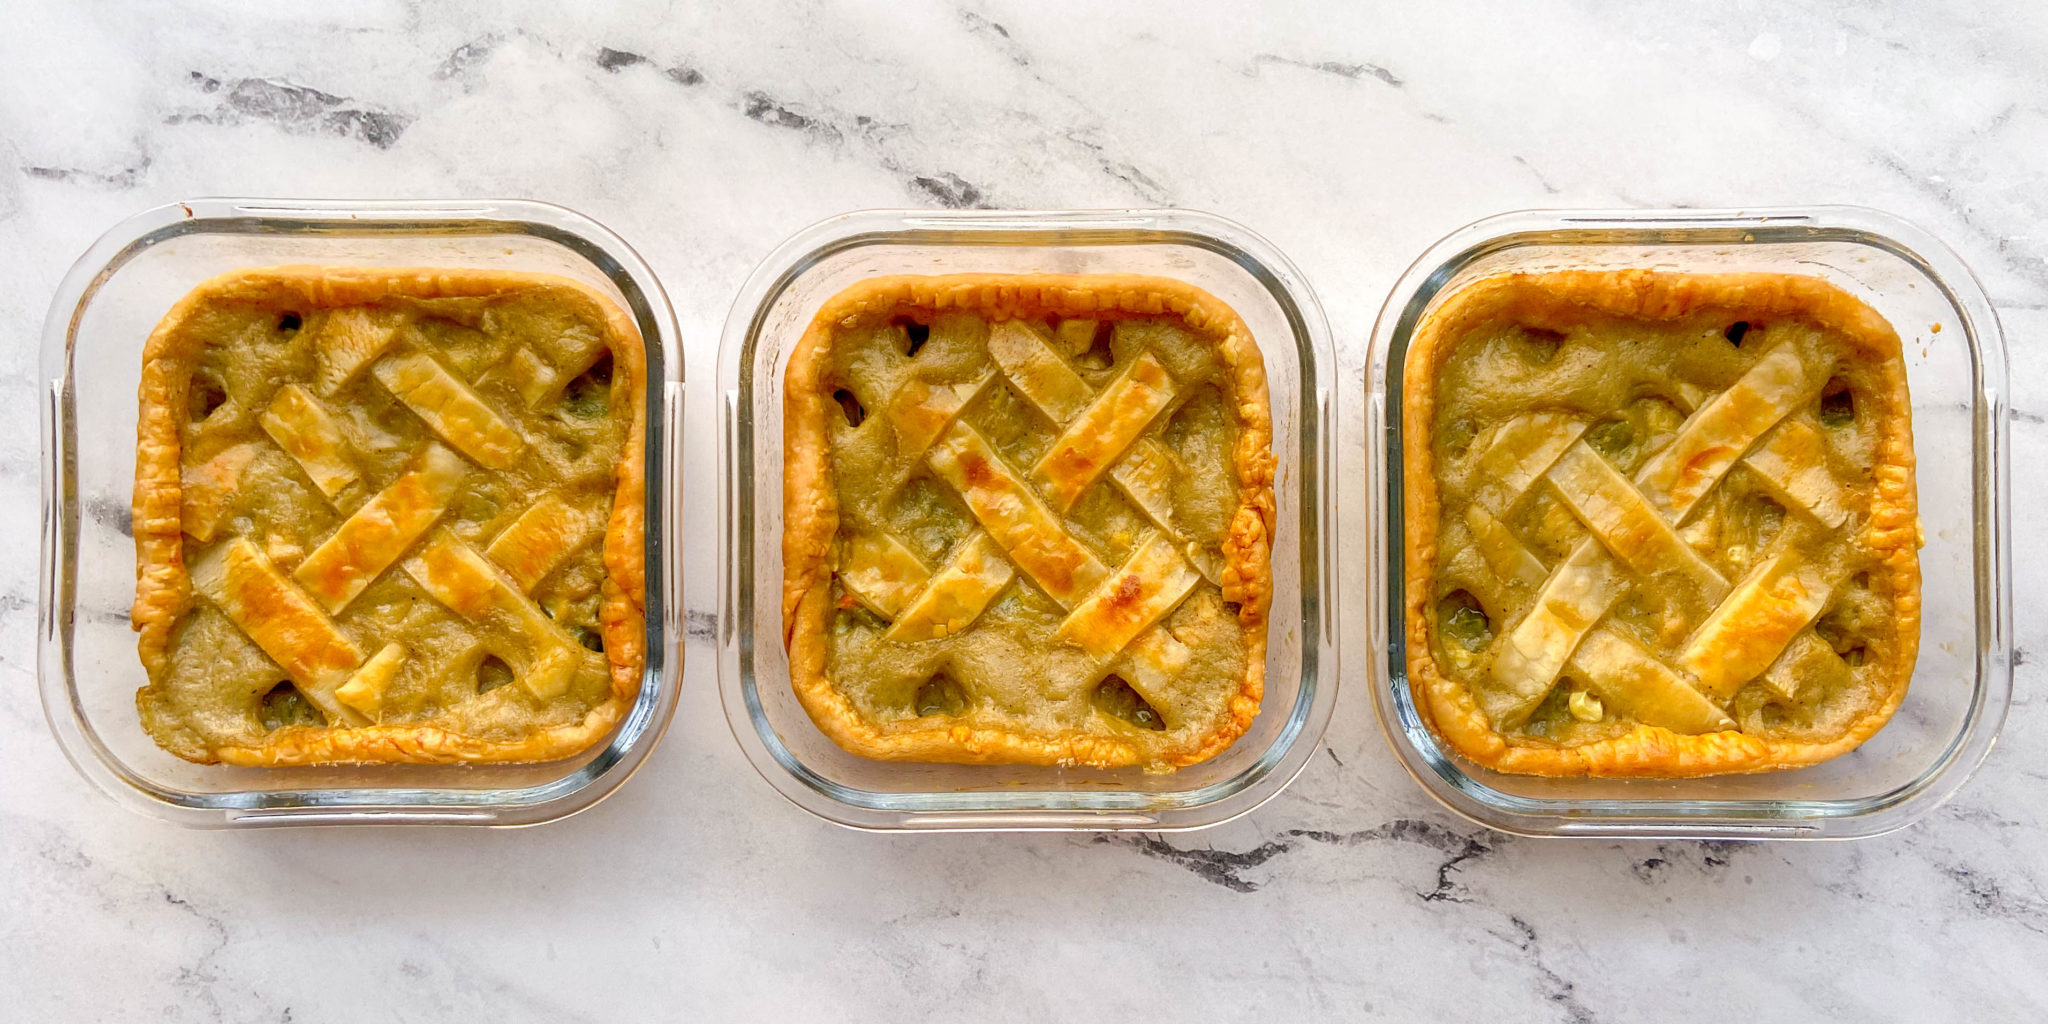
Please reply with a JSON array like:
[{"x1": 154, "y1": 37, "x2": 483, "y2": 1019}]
[
  {"x1": 259, "y1": 385, "x2": 358, "y2": 500},
  {"x1": 485, "y1": 494, "x2": 605, "y2": 594},
  {"x1": 885, "y1": 374, "x2": 992, "y2": 463},
  {"x1": 985, "y1": 320, "x2": 1092, "y2": 422},
  {"x1": 1679, "y1": 554, "x2": 1833, "y2": 699},
  {"x1": 1033, "y1": 353, "x2": 1177, "y2": 512},
  {"x1": 372, "y1": 351, "x2": 526, "y2": 470},
  {"x1": 179, "y1": 444, "x2": 257, "y2": 544},
  {"x1": 1474, "y1": 412, "x2": 1585, "y2": 516},
  {"x1": 1572, "y1": 630, "x2": 1735, "y2": 735},
  {"x1": 925, "y1": 420, "x2": 1109, "y2": 607},
  {"x1": 1744, "y1": 415, "x2": 1851, "y2": 528},
  {"x1": 404, "y1": 532, "x2": 587, "y2": 701},
  {"x1": 1054, "y1": 532, "x2": 1201, "y2": 660},
  {"x1": 883, "y1": 532, "x2": 1015, "y2": 642},
  {"x1": 1635, "y1": 341, "x2": 1823, "y2": 521},
  {"x1": 1545, "y1": 441, "x2": 1727, "y2": 593},
  {"x1": 312, "y1": 307, "x2": 402, "y2": 396},
  {"x1": 294, "y1": 443, "x2": 467, "y2": 614},
  {"x1": 837, "y1": 531, "x2": 932, "y2": 620},
  {"x1": 191, "y1": 537, "x2": 368, "y2": 726},
  {"x1": 334, "y1": 642, "x2": 407, "y2": 720}
]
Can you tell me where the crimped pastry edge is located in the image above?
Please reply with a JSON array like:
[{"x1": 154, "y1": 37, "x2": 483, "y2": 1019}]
[
  {"x1": 1400, "y1": 270, "x2": 1921, "y2": 779},
  {"x1": 132, "y1": 265, "x2": 649, "y2": 766},
  {"x1": 782, "y1": 273, "x2": 1275, "y2": 770}
]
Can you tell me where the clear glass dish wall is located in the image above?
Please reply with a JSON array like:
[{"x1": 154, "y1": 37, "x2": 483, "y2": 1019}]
[
  {"x1": 718, "y1": 209, "x2": 1339, "y2": 831},
  {"x1": 39, "y1": 198, "x2": 684, "y2": 827},
  {"x1": 1366, "y1": 207, "x2": 2011, "y2": 839}
]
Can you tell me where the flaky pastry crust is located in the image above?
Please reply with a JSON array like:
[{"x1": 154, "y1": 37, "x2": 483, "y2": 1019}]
[
  {"x1": 1402, "y1": 270, "x2": 1920, "y2": 778},
  {"x1": 133, "y1": 266, "x2": 646, "y2": 765},
  {"x1": 783, "y1": 274, "x2": 1274, "y2": 770}
]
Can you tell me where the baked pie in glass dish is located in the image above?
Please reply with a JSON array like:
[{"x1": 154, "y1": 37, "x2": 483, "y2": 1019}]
[
  {"x1": 782, "y1": 274, "x2": 1275, "y2": 770},
  {"x1": 132, "y1": 266, "x2": 646, "y2": 765},
  {"x1": 1403, "y1": 269, "x2": 1920, "y2": 778}
]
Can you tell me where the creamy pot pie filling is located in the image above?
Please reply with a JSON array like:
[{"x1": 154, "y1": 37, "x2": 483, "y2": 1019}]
[
  {"x1": 132, "y1": 267, "x2": 647, "y2": 766},
  {"x1": 782, "y1": 275, "x2": 1275, "y2": 770},
  {"x1": 1403, "y1": 270, "x2": 1920, "y2": 778}
]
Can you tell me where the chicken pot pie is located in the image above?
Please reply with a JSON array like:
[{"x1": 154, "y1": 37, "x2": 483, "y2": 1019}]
[
  {"x1": 1403, "y1": 270, "x2": 1920, "y2": 778},
  {"x1": 132, "y1": 267, "x2": 646, "y2": 765},
  {"x1": 783, "y1": 275, "x2": 1275, "y2": 770}
]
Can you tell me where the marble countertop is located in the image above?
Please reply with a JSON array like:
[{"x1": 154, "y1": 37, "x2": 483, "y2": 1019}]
[{"x1": 4, "y1": 2, "x2": 2044, "y2": 1019}]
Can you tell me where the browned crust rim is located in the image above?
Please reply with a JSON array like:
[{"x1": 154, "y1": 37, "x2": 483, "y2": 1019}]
[
  {"x1": 782, "y1": 273, "x2": 1275, "y2": 769},
  {"x1": 132, "y1": 266, "x2": 649, "y2": 765},
  {"x1": 1400, "y1": 270, "x2": 1921, "y2": 778}
]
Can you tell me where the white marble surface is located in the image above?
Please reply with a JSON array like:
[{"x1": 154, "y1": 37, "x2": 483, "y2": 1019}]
[{"x1": 3, "y1": 1, "x2": 2045, "y2": 1019}]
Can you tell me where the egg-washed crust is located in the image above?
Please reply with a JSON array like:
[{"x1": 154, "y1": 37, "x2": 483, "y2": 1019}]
[
  {"x1": 783, "y1": 274, "x2": 1275, "y2": 770},
  {"x1": 1402, "y1": 270, "x2": 1920, "y2": 778},
  {"x1": 132, "y1": 266, "x2": 647, "y2": 766}
]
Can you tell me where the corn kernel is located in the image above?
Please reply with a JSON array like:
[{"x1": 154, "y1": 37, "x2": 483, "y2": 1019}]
[{"x1": 1568, "y1": 690, "x2": 1604, "y2": 723}]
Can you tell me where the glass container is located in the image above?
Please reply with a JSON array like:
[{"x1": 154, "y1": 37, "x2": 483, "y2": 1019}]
[
  {"x1": 38, "y1": 198, "x2": 684, "y2": 827},
  {"x1": 1366, "y1": 207, "x2": 2011, "y2": 839},
  {"x1": 718, "y1": 208, "x2": 1338, "y2": 831}
]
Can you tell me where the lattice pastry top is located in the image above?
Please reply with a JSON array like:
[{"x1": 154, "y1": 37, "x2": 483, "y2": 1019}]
[
  {"x1": 783, "y1": 275, "x2": 1275, "y2": 770},
  {"x1": 1403, "y1": 270, "x2": 1920, "y2": 778},
  {"x1": 132, "y1": 267, "x2": 646, "y2": 765}
]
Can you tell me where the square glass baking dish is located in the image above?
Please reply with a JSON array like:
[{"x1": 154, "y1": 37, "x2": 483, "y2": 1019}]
[
  {"x1": 37, "y1": 198, "x2": 684, "y2": 828},
  {"x1": 1367, "y1": 206, "x2": 2012, "y2": 839},
  {"x1": 718, "y1": 209, "x2": 1337, "y2": 831}
]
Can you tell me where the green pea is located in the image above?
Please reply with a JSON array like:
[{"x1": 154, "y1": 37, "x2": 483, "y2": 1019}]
[
  {"x1": 1587, "y1": 418, "x2": 1635, "y2": 456},
  {"x1": 1443, "y1": 603, "x2": 1494, "y2": 651},
  {"x1": 259, "y1": 684, "x2": 325, "y2": 730},
  {"x1": 1091, "y1": 675, "x2": 1166, "y2": 730},
  {"x1": 564, "y1": 379, "x2": 609, "y2": 419}
]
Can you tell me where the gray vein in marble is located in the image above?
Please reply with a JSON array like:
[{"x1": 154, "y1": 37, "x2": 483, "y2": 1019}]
[
  {"x1": 167, "y1": 72, "x2": 411, "y2": 149},
  {"x1": 1940, "y1": 801, "x2": 2033, "y2": 833},
  {"x1": 595, "y1": 45, "x2": 704, "y2": 87},
  {"x1": 1104, "y1": 818, "x2": 1500, "y2": 900},
  {"x1": 1498, "y1": 915, "x2": 1601, "y2": 1024},
  {"x1": 1104, "y1": 833, "x2": 1294, "y2": 893},
  {"x1": 1514, "y1": 153, "x2": 1563, "y2": 196},
  {"x1": 739, "y1": 90, "x2": 841, "y2": 141},
  {"x1": 1649, "y1": 34, "x2": 2048, "y2": 304},
  {"x1": 436, "y1": 34, "x2": 501, "y2": 81},
  {"x1": 958, "y1": 10, "x2": 1028, "y2": 68},
  {"x1": 1866, "y1": 149, "x2": 2048, "y2": 299},
  {"x1": 22, "y1": 150, "x2": 152, "y2": 190},
  {"x1": 1054, "y1": 129, "x2": 1170, "y2": 205},
  {"x1": 944, "y1": 13, "x2": 1175, "y2": 204},
  {"x1": 161, "y1": 886, "x2": 235, "y2": 1020},
  {"x1": 576, "y1": 39, "x2": 995, "y2": 208},
  {"x1": 683, "y1": 609, "x2": 717, "y2": 641},
  {"x1": 908, "y1": 171, "x2": 989, "y2": 210},
  {"x1": 1626, "y1": 839, "x2": 1749, "y2": 884},
  {"x1": 1938, "y1": 862, "x2": 2048, "y2": 936},
  {"x1": 80, "y1": 494, "x2": 132, "y2": 537},
  {"x1": 1250, "y1": 52, "x2": 1405, "y2": 88}
]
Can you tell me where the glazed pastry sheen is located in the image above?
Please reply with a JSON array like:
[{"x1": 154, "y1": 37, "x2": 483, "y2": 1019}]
[
  {"x1": 782, "y1": 275, "x2": 1275, "y2": 770},
  {"x1": 132, "y1": 267, "x2": 646, "y2": 765},
  {"x1": 1402, "y1": 270, "x2": 1920, "y2": 777}
]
